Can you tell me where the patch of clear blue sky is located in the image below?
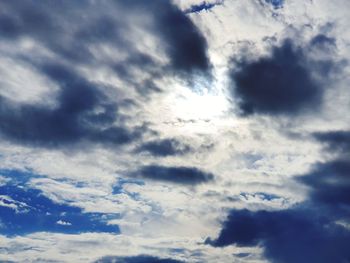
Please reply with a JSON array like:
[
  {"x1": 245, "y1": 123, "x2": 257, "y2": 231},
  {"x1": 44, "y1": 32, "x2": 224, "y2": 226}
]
[
  {"x1": 0, "y1": 170, "x2": 120, "y2": 236},
  {"x1": 185, "y1": 1, "x2": 223, "y2": 14},
  {"x1": 265, "y1": 0, "x2": 284, "y2": 8}
]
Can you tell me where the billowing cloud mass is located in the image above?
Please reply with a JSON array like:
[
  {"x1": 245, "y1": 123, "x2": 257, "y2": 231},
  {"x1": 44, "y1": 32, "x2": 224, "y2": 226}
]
[{"x1": 1, "y1": 0, "x2": 350, "y2": 262}]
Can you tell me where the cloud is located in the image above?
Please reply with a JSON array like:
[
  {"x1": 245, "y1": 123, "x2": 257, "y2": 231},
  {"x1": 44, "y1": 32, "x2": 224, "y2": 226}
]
[
  {"x1": 229, "y1": 38, "x2": 333, "y2": 116},
  {"x1": 132, "y1": 165, "x2": 214, "y2": 185},
  {"x1": 95, "y1": 255, "x2": 183, "y2": 263},
  {"x1": 56, "y1": 220, "x2": 72, "y2": 226},
  {"x1": 136, "y1": 139, "x2": 191, "y2": 157}
]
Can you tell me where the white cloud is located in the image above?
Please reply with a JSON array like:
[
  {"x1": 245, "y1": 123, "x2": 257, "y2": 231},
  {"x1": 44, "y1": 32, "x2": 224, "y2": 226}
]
[{"x1": 56, "y1": 220, "x2": 72, "y2": 226}]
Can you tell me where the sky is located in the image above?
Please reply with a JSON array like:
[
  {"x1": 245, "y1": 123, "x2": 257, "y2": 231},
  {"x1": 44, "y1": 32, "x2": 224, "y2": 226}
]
[{"x1": 0, "y1": 0, "x2": 349, "y2": 262}]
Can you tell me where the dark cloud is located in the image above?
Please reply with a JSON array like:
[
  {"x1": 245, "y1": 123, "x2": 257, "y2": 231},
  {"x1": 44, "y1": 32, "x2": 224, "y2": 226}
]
[
  {"x1": 0, "y1": 179, "x2": 119, "y2": 236},
  {"x1": 133, "y1": 165, "x2": 214, "y2": 185},
  {"x1": 0, "y1": 63, "x2": 139, "y2": 147},
  {"x1": 136, "y1": 139, "x2": 191, "y2": 157},
  {"x1": 95, "y1": 255, "x2": 183, "y2": 263},
  {"x1": 230, "y1": 39, "x2": 330, "y2": 116}
]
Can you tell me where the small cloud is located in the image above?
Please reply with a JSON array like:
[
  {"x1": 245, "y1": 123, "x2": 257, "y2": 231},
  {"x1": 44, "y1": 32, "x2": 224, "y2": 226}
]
[{"x1": 56, "y1": 220, "x2": 72, "y2": 226}]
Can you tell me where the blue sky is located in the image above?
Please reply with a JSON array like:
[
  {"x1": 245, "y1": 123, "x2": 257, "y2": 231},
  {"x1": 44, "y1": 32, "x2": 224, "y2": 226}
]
[{"x1": 0, "y1": 0, "x2": 349, "y2": 262}]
